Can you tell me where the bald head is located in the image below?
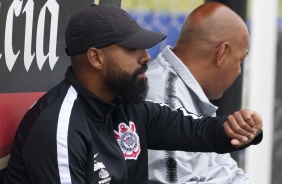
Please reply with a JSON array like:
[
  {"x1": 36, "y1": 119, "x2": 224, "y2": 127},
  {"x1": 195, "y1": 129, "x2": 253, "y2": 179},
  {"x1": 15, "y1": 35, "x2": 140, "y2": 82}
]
[
  {"x1": 176, "y1": 2, "x2": 248, "y2": 49},
  {"x1": 173, "y1": 2, "x2": 249, "y2": 99}
]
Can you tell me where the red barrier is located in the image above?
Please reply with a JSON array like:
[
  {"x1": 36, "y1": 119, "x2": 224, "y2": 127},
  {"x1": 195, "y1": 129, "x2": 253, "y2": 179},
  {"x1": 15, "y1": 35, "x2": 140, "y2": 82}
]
[{"x1": 0, "y1": 92, "x2": 45, "y2": 160}]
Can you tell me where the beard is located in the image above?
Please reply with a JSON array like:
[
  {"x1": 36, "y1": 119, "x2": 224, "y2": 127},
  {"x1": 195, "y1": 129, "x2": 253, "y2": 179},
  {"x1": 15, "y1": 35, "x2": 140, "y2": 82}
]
[{"x1": 104, "y1": 56, "x2": 149, "y2": 104}]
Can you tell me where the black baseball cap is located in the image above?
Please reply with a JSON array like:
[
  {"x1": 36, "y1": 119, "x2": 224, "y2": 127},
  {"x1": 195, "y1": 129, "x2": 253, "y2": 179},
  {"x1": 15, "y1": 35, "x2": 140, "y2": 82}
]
[{"x1": 65, "y1": 4, "x2": 166, "y2": 56}]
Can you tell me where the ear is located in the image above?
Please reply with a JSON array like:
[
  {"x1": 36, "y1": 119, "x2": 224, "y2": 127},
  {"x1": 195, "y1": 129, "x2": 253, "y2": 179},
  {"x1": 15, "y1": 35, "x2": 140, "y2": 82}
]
[
  {"x1": 216, "y1": 42, "x2": 230, "y2": 67},
  {"x1": 86, "y1": 47, "x2": 104, "y2": 70}
]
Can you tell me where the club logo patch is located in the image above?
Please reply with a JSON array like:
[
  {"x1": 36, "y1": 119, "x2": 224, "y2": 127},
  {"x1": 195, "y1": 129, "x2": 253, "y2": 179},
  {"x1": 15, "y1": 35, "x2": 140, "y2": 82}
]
[{"x1": 114, "y1": 121, "x2": 141, "y2": 160}]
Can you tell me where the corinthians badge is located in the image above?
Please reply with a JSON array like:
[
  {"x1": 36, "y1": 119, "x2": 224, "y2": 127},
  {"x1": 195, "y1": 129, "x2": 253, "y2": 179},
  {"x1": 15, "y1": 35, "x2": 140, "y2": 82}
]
[{"x1": 114, "y1": 121, "x2": 141, "y2": 160}]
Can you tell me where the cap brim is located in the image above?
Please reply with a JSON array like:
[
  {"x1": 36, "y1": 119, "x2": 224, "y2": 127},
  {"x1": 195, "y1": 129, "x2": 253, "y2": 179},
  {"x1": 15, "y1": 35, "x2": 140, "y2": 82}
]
[{"x1": 116, "y1": 29, "x2": 166, "y2": 49}]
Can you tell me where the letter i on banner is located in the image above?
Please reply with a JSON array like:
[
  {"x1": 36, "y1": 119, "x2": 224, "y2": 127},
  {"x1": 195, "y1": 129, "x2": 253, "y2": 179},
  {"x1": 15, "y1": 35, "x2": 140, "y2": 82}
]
[{"x1": 23, "y1": 0, "x2": 35, "y2": 71}]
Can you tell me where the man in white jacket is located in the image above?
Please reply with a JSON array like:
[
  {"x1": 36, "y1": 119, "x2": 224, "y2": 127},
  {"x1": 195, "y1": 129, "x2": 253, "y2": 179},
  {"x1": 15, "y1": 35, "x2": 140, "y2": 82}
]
[{"x1": 147, "y1": 2, "x2": 251, "y2": 184}]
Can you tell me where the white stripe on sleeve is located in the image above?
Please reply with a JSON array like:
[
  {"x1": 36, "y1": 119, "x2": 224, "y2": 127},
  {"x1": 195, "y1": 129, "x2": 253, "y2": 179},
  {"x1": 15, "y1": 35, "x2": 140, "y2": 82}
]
[{"x1": 57, "y1": 86, "x2": 77, "y2": 184}]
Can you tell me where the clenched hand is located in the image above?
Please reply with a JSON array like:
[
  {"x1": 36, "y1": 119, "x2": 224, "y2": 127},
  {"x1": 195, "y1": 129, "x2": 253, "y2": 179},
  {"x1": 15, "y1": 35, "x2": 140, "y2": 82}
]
[{"x1": 223, "y1": 109, "x2": 263, "y2": 147}]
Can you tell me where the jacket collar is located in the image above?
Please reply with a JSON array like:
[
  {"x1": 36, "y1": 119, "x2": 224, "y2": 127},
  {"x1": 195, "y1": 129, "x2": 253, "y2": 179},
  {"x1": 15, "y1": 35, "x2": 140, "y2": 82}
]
[
  {"x1": 162, "y1": 46, "x2": 218, "y2": 116},
  {"x1": 65, "y1": 66, "x2": 121, "y2": 122}
]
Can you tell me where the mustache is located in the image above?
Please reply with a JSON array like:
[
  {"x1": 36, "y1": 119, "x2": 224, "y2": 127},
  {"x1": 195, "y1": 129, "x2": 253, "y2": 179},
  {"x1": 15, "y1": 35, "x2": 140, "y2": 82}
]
[{"x1": 136, "y1": 64, "x2": 148, "y2": 75}]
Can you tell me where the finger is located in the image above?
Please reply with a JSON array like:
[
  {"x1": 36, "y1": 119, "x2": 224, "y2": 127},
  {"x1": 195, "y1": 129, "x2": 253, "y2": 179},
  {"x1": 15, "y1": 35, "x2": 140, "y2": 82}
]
[
  {"x1": 231, "y1": 139, "x2": 242, "y2": 147},
  {"x1": 251, "y1": 111, "x2": 263, "y2": 131},
  {"x1": 223, "y1": 121, "x2": 249, "y2": 144},
  {"x1": 231, "y1": 132, "x2": 255, "y2": 147},
  {"x1": 231, "y1": 137, "x2": 251, "y2": 147},
  {"x1": 226, "y1": 115, "x2": 254, "y2": 138},
  {"x1": 233, "y1": 110, "x2": 255, "y2": 134},
  {"x1": 239, "y1": 109, "x2": 255, "y2": 129}
]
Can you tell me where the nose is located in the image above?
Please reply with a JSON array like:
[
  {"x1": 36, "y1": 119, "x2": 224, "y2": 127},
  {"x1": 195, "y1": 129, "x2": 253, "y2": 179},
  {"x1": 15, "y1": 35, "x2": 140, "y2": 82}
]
[{"x1": 138, "y1": 50, "x2": 151, "y2": 64}]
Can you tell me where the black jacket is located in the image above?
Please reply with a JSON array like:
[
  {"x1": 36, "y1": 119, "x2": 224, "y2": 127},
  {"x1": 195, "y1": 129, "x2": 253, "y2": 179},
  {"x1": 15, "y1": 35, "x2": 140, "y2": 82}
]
[{"x1": 5, "y1": 67, "x2": 262, "y2": 184}]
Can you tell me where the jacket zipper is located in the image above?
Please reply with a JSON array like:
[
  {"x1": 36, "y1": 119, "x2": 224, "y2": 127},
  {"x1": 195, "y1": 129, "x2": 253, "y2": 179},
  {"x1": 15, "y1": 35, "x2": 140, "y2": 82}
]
[{"x1": 104, "y1": 113, "x2": 128, "y2": 184}]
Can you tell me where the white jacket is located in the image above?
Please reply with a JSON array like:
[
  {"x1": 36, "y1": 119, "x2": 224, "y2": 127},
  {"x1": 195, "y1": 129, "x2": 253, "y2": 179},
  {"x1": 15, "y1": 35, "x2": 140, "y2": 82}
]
[{"x1": 146, "y1": 46, "x2": 251, "y2": 184}]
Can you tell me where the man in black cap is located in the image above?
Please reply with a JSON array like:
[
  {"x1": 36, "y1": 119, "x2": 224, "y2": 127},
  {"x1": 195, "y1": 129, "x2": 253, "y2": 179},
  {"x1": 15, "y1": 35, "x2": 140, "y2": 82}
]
[{"x1": 5, "y1": 4, "x2": 262, "y2": 184}]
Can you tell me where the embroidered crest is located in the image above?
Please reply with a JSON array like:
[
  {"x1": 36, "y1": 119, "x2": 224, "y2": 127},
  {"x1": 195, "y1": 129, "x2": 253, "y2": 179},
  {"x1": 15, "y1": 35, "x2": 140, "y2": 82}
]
[{"x1": 114, "y1": 121, "x2": 141, "y2": 160}]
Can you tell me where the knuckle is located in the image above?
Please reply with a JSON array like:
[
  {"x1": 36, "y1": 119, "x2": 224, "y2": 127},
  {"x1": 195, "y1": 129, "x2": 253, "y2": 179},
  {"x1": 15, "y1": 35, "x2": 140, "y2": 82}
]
[
  {"x1": 234, "y1": 111, "x2": 239, "y2": 116},
  {"x1": 226, "y1": 129, "x2": 233, "y2": 135},
  {"x1": 234, "y1": 126, "x2": 241, "y2": 132},
  {"x1": 244, "y1": 115, "x2": 251, "y2": 121},
  {"x1": 241, "y1": 123, "x2": 248, "y2": 129},
  {"x1": 256, "y1": 121, "x2": 263, "y2": 126},
  {"x1": 240, "y1": 108, "x2": 246, "y2": 113},
  {"x1": 227, "y1": 115, "x2": 234, "y2": 121}
]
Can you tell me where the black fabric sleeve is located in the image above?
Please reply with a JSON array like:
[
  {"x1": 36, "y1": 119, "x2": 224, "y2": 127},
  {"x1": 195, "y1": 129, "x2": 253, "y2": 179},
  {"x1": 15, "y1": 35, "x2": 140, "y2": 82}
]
[
  {"x1": 5, "y1": 99, "x2": 89, "y2": 184},
  {"x1": 142, "y1": 101, "x2": 252, "y2": 154}
]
